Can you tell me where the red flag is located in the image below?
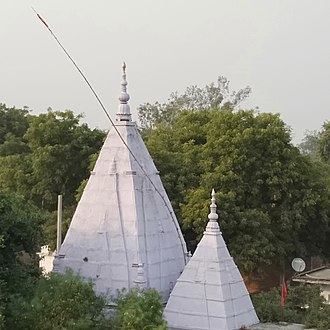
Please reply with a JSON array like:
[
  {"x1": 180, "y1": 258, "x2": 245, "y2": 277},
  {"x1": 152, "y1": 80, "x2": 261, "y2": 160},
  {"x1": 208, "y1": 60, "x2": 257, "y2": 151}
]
[
  {"x1": 37, "y1": 14, "x2": 49, "y2": 29},
  {"x1": 31, "y1": 7, "x2": 51, "y2": 31},
  {"x1": 281, "y1": 277, "x2": 288, "y2": 307}
]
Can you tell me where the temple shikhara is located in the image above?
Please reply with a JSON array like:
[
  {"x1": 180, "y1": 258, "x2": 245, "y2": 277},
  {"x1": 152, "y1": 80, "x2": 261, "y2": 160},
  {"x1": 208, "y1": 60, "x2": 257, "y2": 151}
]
[
  {"x1": 53, "y1": 64, "x2": 187, "y2": 300},
  {"x1": 164, "y1": 190, "x2": 259, "y2": 329},
  {"x1": 53, "y1": 65, "x2": 259, "y2": 329}
]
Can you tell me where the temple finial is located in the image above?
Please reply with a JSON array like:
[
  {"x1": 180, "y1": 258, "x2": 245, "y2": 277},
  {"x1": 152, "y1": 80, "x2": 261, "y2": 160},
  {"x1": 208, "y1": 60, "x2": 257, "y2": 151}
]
[
  {"x1": 205, "y1": 189, "x2": 221, "y2": 233},
  {"x1": 208, "y1": 189, "x2": 218, "y2": 222},
  {"x1": 134, "y1": 263, "x2": 147, "y2": 289},
  {"x1": 116, "y1": 62, "x2": 131, "y2": 122}
]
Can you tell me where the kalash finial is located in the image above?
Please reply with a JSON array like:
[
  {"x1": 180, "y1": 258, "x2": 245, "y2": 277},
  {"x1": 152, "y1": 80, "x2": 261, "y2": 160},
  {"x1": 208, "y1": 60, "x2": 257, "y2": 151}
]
[
  {"x1": 205, "y1": 189, "x2": 221, "y2": 234},
  {"x1": 133, "y1": 263, "x2": 147, "y2": 289},
  {"x1": 116, "y1": 62, "x2": 131, "y2": 122}
]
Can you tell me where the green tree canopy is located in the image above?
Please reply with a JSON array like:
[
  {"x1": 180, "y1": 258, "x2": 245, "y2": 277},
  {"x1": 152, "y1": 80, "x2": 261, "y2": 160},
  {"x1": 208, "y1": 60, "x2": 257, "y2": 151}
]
[
  {"x1": 318, "y1": 121, "x2": 330, "y2": 163},
  {"x1": 0, "y1": 107, "x2": 106, "y2": 211},
  {"x1": 112, "y1": 288, "x2": 167, "y2": 330},
  {"x1": 0, "y1": 104, "x2": 29, "y2": 145},
  {"x1": 7, "y1": 270, "x2": 107, "y2": 330},
  {"x1": 0, "y1": 192, "x2": 43, "y2": 291},
  {"x1": 299, "y1": 130, "x2": 319, "y2": 158},
  {"x1": 0, "y1": 192, "x2": 44, "y2": 327},
  {"x1": 252, "y1": 284, "x2": 330, "y2": 330},
  {"x1": 299, "y1": 122, "x2": 330, "y2": 164},
  {"x1": 0, "y1": 104, "x2": 30, "y2": 157},
  {"x1": 25, "y1": 109, "x2": 106, "y2": 209},
  {"x1": 138, "y1": 76, "x2": 251, "y2": 130},
  {"x1": 144, "y1": 109, "x2": 330, "y2": 274}
]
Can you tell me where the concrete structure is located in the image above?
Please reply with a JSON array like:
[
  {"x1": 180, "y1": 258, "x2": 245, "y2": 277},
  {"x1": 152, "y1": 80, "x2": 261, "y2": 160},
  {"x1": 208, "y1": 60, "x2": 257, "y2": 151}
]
[
  {"x1": 292, "y1": 266, "x2": 330, "y2": 304},
  {"x1": 251, "y1": 323, "x2": 306, "y2": 330},
  {"x1": 38, "y1": 245, "x2": 54, "y2": 274},
  {"x1": 54, "y1": 64, "x2": 187, "y2": 301},
  {"x1": 164, "y1": 189, "x2": 259, "y2": 330}
]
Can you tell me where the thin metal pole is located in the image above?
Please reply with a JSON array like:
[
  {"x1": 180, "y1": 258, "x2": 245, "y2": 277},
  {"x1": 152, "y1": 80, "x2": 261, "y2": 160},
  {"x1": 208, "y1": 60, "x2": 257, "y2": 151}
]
[
  {"x1": 32, "y1": 9, "x2": 188, "y2": 262},
  {"x1": 57, "y1": 195, "x2": 62, "y2": 253}
]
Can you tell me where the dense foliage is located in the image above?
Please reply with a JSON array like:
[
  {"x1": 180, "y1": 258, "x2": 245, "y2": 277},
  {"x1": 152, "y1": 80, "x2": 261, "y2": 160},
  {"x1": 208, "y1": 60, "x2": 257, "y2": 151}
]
[
  {"x1": 253, "y1": 284, "x2": 330, "y2": 330},
  {"x1": 0, "y1": 105, "x2": 106, "y2": 211},
  {"x1": 0, "y1": 104, "x2": 107, "y2": 328},
  {"x1": 21, "y1": 270, "x2": 106, "y2": 330},
  {"x1": 143, "y1": 108, "x2": 330, "y2": 273},
  {"x1": 138, "y1": 75, "x2": 251, "y2": 130},
  {"x1": 0, "y1": 192, "x2": 44, "y2": 329},
  {"x1": 112, "y1": 289, "x2": 167, "y2": 330},
  {"x1": 1, "y1": 270, "x2": 167, "y2": 330}
]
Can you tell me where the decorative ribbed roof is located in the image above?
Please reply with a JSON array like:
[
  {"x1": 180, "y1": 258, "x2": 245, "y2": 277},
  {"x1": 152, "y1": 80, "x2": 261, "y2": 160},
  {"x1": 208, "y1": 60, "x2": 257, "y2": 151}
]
[
  {"x1": 55, "y1": 66, "x2": 187, "y2": 301},
  {"x1": 164, "y1": 190, "x2": 259, "y2": 330}
]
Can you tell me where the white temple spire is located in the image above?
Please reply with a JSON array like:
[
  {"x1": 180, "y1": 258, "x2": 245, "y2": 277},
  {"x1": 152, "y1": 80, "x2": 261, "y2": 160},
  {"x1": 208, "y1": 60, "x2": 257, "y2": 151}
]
[
  {"x1": 116, "y1": 62, "x2": 132, "y2": 122},
  {"x1": 205, "y1": 188, "x2": 221, "y2": 234},
  {"x1": 164, "y1": 189, "x2": 259, "y2": 330},
  {"x1": 54, "y1": 66, "x2": 187, "y2": 301}
]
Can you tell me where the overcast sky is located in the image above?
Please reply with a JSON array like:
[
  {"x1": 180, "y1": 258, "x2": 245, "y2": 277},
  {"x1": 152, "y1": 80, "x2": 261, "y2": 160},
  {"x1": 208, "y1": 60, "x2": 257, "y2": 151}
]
[{"x1": 1, "y1": 0, "x2": 330, "y2": 143}]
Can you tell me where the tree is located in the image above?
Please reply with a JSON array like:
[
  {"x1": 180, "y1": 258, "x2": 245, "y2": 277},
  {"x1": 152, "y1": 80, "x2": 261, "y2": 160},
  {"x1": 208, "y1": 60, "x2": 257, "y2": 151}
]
[
  {"x1": 298, "y1": 130, "x2": 319, "y2": 158},
  {"x1": 297, "y1": 125, "x2": 330, "y2": 261},
  {"x1": 0, "y1": 133, "x2": 30, "y2": 157},
  {"x1": 138, "y1": 76, "x2": 251, "y2": 130},
  {"x1": 0, "y1": 104, "x2": 30, "y2": 158},
  {"x1": 0, "y1": 109, "x2": 106, "y2": 211},
  {"x1": 0, "y1": 192, "x2": 43, "y2": 291},
  {"x1": 25, "y1": 109, "x2": 106, "y2": 209},
  {"x1": 0, "y1": 280, "x2": 5, "y2": 329},
  {"x1": 143, "y1": 109, "x2": 330, "y2": 274},
  {"x1": 0, "y1": 154, "x2": 33, "y2": 198},
  {"x1": 0, "y1": 192, "x2": 44, "y2": 328},
  {"x1": 0, "y1": 104, "x2": 29, "y2": 146},
  {"x1": 299, "y1": 123, "x2": 330, "y2": 165},
  {"x1": 8, "y1": 270, "x2": 107, "y2": 330},
  {"x1": 252, "y1": 284, "x2": 330, "y2": 330},
  {"x1": 112, "y1": 288, "x2": 167, "y2": 330},
  {"x1": 318, "y1": 121, "x2": 330, "y2": 163}
]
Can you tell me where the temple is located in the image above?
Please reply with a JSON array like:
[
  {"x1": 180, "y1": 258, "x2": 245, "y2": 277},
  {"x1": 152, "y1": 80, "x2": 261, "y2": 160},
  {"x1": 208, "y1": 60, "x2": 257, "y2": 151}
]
[
  {"x1": 53, "y1": 64, "x2": 187, "y2": 301},
  {"x1": 163, "y1": 189, "x2": 259, "y2": 330},
  {"x1": 53, "y1": 66, "x2": 260, "y2": 329}
]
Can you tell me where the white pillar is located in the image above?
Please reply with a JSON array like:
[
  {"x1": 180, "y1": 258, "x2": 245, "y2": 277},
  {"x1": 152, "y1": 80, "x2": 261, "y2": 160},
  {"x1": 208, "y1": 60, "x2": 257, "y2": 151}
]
[{"x1": 57, "y1": 195, "x2": 62, "y2": 253}]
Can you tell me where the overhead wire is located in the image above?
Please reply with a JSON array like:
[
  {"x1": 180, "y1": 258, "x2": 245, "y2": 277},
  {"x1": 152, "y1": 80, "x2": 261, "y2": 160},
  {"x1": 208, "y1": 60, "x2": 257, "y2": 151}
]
[{"x1": 31, "y1": 8, "x2": 188, "y2": 262}]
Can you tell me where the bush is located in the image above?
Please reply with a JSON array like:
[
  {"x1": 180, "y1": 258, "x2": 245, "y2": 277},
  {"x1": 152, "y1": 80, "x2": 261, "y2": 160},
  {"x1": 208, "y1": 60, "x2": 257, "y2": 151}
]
[
  {"x1": 9, "y1": 270, "x2": 107, "y2": 330},
  {"x1": 252, "y1": 286, "x2": 302, "y2": 323},
  {"x1": 112, "y1": 288, "x2": 167, "y2": 330},
  {"x1": 252, "y1": 284, "x2": 330, "y2": 330},
  {"x1": 4, "y1": 268, "x2": 169, "y2": 330}
]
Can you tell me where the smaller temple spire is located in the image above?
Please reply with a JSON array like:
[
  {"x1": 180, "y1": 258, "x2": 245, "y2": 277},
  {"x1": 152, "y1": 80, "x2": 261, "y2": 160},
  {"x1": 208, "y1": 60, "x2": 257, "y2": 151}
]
[
  {"x1": 116, "y1": 62, "x2": 132, "y2": 122},
  {"x1": 205, "y1": 189, "x2": 221, "y2": 234},
  {"x1": 164, "y1": 188, "x2": 260, "y2": 329}
]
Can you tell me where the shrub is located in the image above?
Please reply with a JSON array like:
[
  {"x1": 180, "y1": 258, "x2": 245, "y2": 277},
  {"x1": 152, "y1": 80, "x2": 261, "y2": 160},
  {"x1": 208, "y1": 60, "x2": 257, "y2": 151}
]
[
  {"x1": 252, "y1": 284, "x2": 330, "y2": 330},
  {"x1": 112, "y1": 288, "x2": 167, "y2": 330},
  {"x1": 17, "y1": 269, "x2": 107, "y2": 330}
]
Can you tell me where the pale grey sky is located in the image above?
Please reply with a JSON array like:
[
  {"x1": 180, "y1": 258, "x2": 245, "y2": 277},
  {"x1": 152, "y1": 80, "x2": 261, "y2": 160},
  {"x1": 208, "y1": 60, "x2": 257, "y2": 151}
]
[{"x1": 1, "y1": 0, "x2": 330, "y2": 143}]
